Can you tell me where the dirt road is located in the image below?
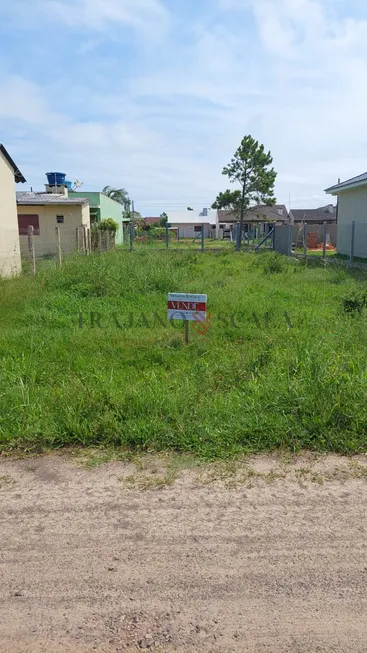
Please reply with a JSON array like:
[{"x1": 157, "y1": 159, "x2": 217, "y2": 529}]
[{"x1": 0, "y1": 453, "x2": 366, "y2": 653}]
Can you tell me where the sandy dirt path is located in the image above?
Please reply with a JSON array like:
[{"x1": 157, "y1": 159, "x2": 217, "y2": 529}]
[{"x1": 0, "y1": 454, "x2": 366, "y2": 653}]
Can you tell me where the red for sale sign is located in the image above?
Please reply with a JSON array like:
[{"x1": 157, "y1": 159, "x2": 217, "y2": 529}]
[{"x1": 168, "y1": 293, "x2": 207, "y2": 322}]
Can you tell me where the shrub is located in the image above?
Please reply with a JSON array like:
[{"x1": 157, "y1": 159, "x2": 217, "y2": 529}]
[{"x1": 98, "y1": 218, "x2": 119, "y2": 233}]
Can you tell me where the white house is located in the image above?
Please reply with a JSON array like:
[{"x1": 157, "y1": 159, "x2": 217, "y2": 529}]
[
  {"x1": 0, "y1": 144, "x2": 26, "y2": 277},
  {"x1": 326, "y1": 173, "x2": 367, "y2": 257},
  {"x1": 167, "y1": 209, "x2": 217, "y2": 239}
]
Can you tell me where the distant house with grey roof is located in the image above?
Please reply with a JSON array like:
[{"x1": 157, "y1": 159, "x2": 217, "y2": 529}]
[
  {"x1": 17, "y1": 179, "x2": 90, "y2": 259},
  {"x1": 325, "y1": 173, "x2": 367, "y2": 257},
  {"x1": 290, "y1": 205, "x2": 337, "y2": 225}
]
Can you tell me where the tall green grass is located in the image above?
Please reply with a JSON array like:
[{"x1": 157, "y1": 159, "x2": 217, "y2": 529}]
[{"x1": 1, "y1": 250, "x2": 367, "y2": 457}]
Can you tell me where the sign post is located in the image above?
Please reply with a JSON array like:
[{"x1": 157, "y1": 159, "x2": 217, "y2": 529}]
[{"x1": 168, "y1": 293, "x2": 207, "y2": 345}]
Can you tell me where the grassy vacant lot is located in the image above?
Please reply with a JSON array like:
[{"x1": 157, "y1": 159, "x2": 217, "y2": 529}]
[{"x1": 1, "y1": 250, "x2": 367, "y2": 457}]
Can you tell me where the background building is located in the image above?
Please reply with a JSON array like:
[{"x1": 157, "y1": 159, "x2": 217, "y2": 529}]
[
  {"x1": 70, "y1": 191, "x2": 126, "y2": 243},
  {"x1": 17, "y1": 173, "x2": 90, "y2": 258}
]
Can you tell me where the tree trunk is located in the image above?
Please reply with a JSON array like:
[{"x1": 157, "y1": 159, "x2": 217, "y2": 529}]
[{"x1": 239, "y1": 182, "x2": 246, "y2": 247}]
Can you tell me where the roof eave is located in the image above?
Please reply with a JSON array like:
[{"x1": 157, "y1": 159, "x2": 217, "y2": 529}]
[
  {"x1": 0, "y1": 144, "x2": 26, "y2": 183},
  {"x1": 325, "y1": 179, "x2": 367, "y2": 194}
]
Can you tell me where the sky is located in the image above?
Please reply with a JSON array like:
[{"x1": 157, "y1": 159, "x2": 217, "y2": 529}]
[{"x1": 1, "y1": 0, "x2": 367, "y2": 215}]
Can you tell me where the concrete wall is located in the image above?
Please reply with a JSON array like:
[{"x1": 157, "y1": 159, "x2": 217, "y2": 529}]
[
  {"x1": 336, "y1": 187, "x2": 367, "y2": 257},
  {"x1": 0, "y1": 151, "x2": 21, "y2": 277},
  {"x1": 18, "y1": 203, "x2": 90, "y2": 258},
  {"x1": 172, "y1": 224, "x2": 214, "y2": 239},
  {"x1": 274, "y1": 225, "x2": 292, "y2": 255}
]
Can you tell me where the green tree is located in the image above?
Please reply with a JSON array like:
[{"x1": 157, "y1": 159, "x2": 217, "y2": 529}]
[
  {"x1": 102, "y1": 186, "x2": 130, "y2": 208},
  {"x1": 212, "y1": 136, "x2": 277, "y2": 244},
  {"x1": 159, "y1": 212, "x2": 168, "y2": 227}
]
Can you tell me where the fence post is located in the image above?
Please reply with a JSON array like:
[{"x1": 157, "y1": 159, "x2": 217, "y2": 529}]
[
  {"x1": 272, "y1": 223, "x2": 276, "y2": 250},
  {"x1": 76, "y1": 227, "x2": 80, "y2": 253},
  {"x1": 177, "y1": 227, "x2": 180, "y2": 242},
  {"x1": 235, "y1": 222, "x2": 241, "y2": 251},
  {"x1": 201, "y1": 224, "x2": 204, "y2": 252},
  {"x1": 129, "y1": 224, "x2": 134, "y2": 252},
  {"x1": 98, "y1": 229, "x2": 102, "y2": 253},
  {"x1": 82, "y1": 226, "x2": 88, "y2": 255},
  {"x1": 106, "y1": 230, "x2": 110, "y2": 251},
  {"x1": 350, "y1": 220, "x2": 356, "y2": 264},
  {"x1": 252, "y1": 225, "x2": 255, "y2": 248},
  {"x1": 323, "y1": 221, "x2": 327, "y2": 263},
  {"x1": 55, "y1": 226, "x2": 62, "y2": 269},
  {"x1": 303, "y1": 222, "x2": 307, "y2": 257},
  {"x1": 288, "y1": 223, "x2": 293, "y2": 256},
  {"x1": 165, "y1": 223, "x2": 169, "y2": 249},
  {"x1": 87, "y1": 228, "x2": 92, "y2": 255},
  {"x1": 27, "y1": 225, "x2": 36, "y2": 276}
]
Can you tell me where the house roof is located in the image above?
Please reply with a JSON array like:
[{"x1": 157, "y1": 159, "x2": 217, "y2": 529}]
[
  {"x1": 218, "y1": 204, "x2": 289, "y2": 223},
  {"x1": 16, "y1": 192, "x2": 89, "y2": 206},
  {"x1": 290, "y1": 205, "x2": 337, "y2": 222},
  {"x1": 167, "y1": 209, "x2": 217, "y2": 225},
  {"x1": 0, "y1": 144, "x2": 26, "y2": 183},
  {"x1": 144, "y1": 217, "x2": 161, "y2": 224},
  {"x1": 325, "y1": 173, "x2": 367, "y2": 194}
]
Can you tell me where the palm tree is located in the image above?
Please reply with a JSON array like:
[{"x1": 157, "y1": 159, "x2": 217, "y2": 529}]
[{"x1": 102, "y1": 186, "x2": 129, "y2": 208}]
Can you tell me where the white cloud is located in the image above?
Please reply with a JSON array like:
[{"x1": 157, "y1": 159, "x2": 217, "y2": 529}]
[
  {"x1": 0, "y1": 0, "x2": 169, "y2": 35},
  {"x1": 2, "y1": 0, "x2": 367, "y2": 212},
  {"x1": 48, "y1": 0, "x2": 168, "y2": 31}
]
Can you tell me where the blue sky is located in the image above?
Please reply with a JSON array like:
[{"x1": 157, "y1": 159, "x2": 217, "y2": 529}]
[{"x1": 1, "y1": 0, "x2": 367, "y2": 214}]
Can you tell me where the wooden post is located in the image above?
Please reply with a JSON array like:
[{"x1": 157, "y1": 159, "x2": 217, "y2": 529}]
[
  {"x1": 83, "y1": 226, "x2": 88, "y2": 255},
  {"x1": 177, "y1": 227, "x2": 180, "y2": 242},
  {"x1": 350, "y1": 220, "x2": 356, "y2": 264},
  {"x1": 106, "y1": 230, "x2": 110, "y2": 251},
  {"x1": 76, "y1": 227, "x2": 80, "y2": 253},
  {"x1": 165, "y1": 223, "x2": 169, "y2": 249},
  {"x1": 55, "y1": 226, "x2": 62, "y2": 269},
  {"x1": 88, "y1": 228, "x2": 92, "y2": 254},
  {"x1": 303, "y1": 222, "x2": 307, "y2": 257},
  {"x1": 27, "y1": 225, "x2": 36, "y2": 276},
  {"x1": 201, "y1": 224, "x2": 204, "y2": 252},
  {"x1": 184, "y1": 320, "x2": 189, "y2": 345},
  {"x1": 98, "y1": 229, "x2": 102, "y2": 253},
  {"x1": 272, "y1": 223, "x2": 276, "y2": 250},
  {"x1": 323, "y1": 221, "x2": 327, "y2": 262},
  {"x1": 129, "y1": 224, "x2": 134, "y2": 252},
  {"x1": 252, "y1": 225, "x2": 255, "y2": 248}
]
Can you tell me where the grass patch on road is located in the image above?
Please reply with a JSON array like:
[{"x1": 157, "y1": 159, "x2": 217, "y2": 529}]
[{"x1": 1, "y1": 250, "x2": 367, "y2": 457}]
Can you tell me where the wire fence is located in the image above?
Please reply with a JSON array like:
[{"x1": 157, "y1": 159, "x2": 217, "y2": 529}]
[
  {"x1": 119, "y1": 222, "x2": 275, "y2": 253},
  {"x1": 19, "y1": 225, "x2": 116, "y2": 275},
  {"x1": 3, "y1": 219, "x2": 366, "y2": 278},
  {"x1": 275, "y1": 220, "x2": 367, "y2": 266}
]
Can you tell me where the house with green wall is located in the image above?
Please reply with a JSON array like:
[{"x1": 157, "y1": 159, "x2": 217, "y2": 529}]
[{"x1": 69, "y1": 191, "x2": 128, "y2": 243}]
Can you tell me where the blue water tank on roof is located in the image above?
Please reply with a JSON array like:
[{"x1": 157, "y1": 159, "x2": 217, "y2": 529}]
[{"x1": 46, "y1": 172, "x2": 66, "y2": 186}]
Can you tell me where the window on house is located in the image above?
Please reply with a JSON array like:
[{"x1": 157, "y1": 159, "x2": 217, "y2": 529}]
[
  {"x1": 18, "y1": 215, "x2": 40, "y2": 236},
  {"x1": 56, "y1": 215, "x2": 64, "y2": 224},
  {"x1": 194, "y1": 226, "x2": 202, "y2": 232}
]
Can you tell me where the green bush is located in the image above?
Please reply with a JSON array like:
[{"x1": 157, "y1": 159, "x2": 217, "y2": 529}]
[{"x1": 98, "y1": 218, "x2": 119, "y2": 233}]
